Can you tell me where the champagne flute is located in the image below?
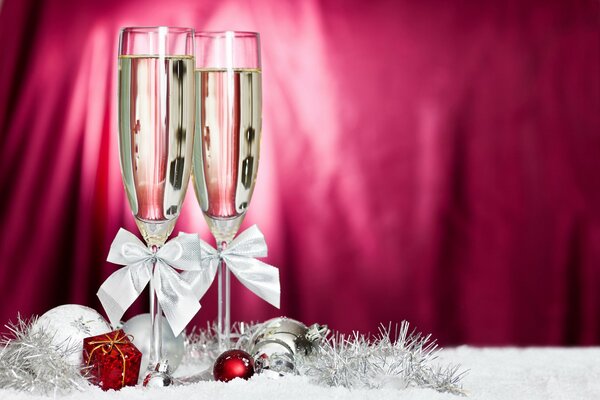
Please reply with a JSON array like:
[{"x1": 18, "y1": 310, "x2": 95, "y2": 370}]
[
  {"x1": 118, "y1": 26, "x2": 195, "y2": 384},
  {"x1": 192, "y1": 31, "x2": 262, "y2": 350}
]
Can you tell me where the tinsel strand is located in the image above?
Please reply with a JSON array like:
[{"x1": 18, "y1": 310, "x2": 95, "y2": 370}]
[
  {"x1": 183, "y1": 321, "x2": 257, "y2": 362},
  {"x1": 0, "y1": 315, "x2": 89, "y2": 395},
  {"x1": 295, "y1": 321, "x2": 467, "y2": 395},
  {"x1": 0, "y1": 315, "x2": 465, "y2": 395}
]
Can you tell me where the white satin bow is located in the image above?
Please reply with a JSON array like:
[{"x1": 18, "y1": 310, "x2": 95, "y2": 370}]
[
  {"x1": 182, "y1": 225, "x2": 280, "y2": 309},
  {"x1": 97, "y1": 229, "x2": 203, "y2": 336}
]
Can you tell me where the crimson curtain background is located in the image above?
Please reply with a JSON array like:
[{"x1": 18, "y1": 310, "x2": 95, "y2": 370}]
[{"x1": 1, "y1": 0, "x2": 599, "y2": 345}]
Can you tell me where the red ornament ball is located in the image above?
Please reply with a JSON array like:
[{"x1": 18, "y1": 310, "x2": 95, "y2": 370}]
[{"x1": 213, "y1": 349, "x2": 255, "y2": 382}]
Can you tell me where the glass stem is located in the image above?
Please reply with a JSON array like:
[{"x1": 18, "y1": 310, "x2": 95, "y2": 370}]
[
  {"x1": 148, "y1": 245, "x2": 163, "y2": 370},
  {"x1": 217, "y1": 240, "x2": 230, "y2": 351}
]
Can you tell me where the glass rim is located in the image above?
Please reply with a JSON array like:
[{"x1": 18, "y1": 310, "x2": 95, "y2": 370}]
[
  {"x1": 194, "y1": 30, "x2": 259, "y2": 39},
  {"x1": 120, "y1": 26, "x2": 194, "y2": 34}
]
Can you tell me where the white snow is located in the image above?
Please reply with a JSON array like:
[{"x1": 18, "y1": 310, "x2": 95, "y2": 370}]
[{"x1": 2, "y1": 346, "x2": 600, "y2": 399}]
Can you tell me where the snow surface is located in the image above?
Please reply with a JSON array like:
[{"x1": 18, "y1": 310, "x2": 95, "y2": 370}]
[{"x1": 2, "y1": 346, "x2": 600, "y2": 400}]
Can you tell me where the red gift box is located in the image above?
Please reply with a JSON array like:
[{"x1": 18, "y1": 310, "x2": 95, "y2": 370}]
[{"x1": 83, "y1": 329, "x2": 142, "y2": 391}]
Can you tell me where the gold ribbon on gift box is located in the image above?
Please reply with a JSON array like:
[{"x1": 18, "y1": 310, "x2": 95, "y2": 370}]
[{"x1": 85, "y1": 332, "x2": 133, "y2": 387}]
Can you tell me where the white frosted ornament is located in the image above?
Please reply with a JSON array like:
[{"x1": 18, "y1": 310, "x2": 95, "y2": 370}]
[{"x1": 31, "y1": 304, "x2": 111, "y2": 366}]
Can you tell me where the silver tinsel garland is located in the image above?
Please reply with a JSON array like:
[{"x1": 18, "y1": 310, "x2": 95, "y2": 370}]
[
  {"x1": 184, "y1": 320, "x2": 467, "y2": 395},
  {"x1": 183, "y1": 321, "x2": 256, "y2": 362},
  {"x1": 183, "y1": 321, "x2": 220, "y2": 361},
  {"x1": 0, "y1": 315, "x2": 89, "y2": 395},
  {"x1": 0, "y1": 316, "x2": 466, "y2": 395},
  {"x1": 295, "y1": 322, "x2": 466, "y2": 395}
]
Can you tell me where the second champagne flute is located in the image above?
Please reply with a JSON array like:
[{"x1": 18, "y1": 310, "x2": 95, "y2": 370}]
[{"x1": 192, "y1": 31, "x2": 262, "y2": 350}]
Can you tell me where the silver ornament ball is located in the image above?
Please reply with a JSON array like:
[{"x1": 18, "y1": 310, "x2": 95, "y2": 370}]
[
  {"x1": 250, "y1": 317, "x2": 327, "y2": 375},
  {"x1": 143, "y1": 362, "x2": 173, "y2": 387}
]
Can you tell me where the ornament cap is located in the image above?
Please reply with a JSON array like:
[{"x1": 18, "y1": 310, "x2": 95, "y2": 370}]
[{"x1": 143, "y1": 362, "x2": 173, "y2": 387}]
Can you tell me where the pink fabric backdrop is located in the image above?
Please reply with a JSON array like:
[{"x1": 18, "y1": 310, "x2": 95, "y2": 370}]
[{"x1": 1, "y1": 0, "x2": 599, "y2": 345}]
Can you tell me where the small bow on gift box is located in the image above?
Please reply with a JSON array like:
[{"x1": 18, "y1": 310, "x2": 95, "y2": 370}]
[
  {"x1": 97, "y1": 229, "x2": 203, "y2": 336},
  {"x1": 182, "y1": 225, "x2": 280, "y2": 309}
]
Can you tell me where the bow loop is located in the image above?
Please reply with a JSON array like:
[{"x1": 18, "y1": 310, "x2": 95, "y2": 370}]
[
  {"x1": 157, "y1": 241, "x2": 183, "y2": 264},
  {"x1": 225, "y1": 225, "x2": 268, "y2": 258},
  {"x1": 158, "y1": 232, "x2": 204, "y2": 271},
  {"x1": 122, "y1": 242, "x2": 152, "y2": 261},
  {"x1": 98, "y1": 229, "x2": 203, "y2": 337},
  {"x1": 185, "y1": 224, "x2": 280, "y2": 309},
  {"x1": 107, "y1": 229, "x2": 150, "y2": 265}
]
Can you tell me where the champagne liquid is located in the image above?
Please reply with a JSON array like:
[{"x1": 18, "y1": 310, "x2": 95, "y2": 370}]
[
  {"x1": 118, "y1": 55, "x2": 195, "y2": 245},
  {"x1": 192, "y1": 68, "x2": 262, "y2": 243}
]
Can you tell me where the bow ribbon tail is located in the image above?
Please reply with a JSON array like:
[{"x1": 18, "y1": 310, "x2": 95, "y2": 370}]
[
  {"x1": 97, "y1": 262, "x2": 152, "y2": 328},
  {"x1": 154, "y1": 263, "x2": 201, "y2": 337},
  {"x1": 224, "y1": 254, "x2": 281, "y2": 309},
  {"x1": 180, "y1": 260, "x2": 219, "y2": 301}
]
